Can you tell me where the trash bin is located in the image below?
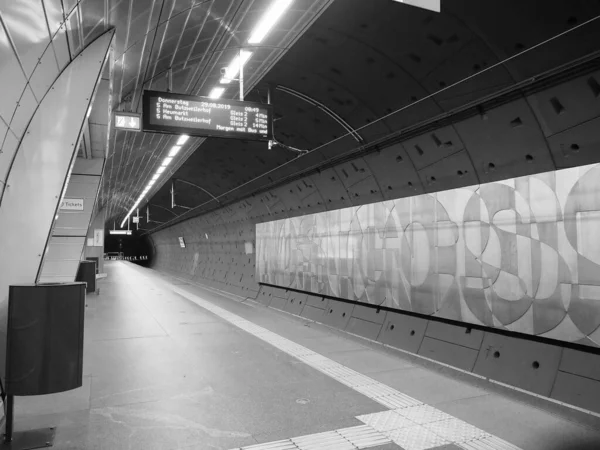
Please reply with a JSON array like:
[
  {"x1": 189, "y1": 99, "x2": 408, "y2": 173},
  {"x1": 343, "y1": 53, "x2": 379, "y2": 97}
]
[
  {"x1": 76, "y1": 260, "x2": 96, "y2": 293},
  {"x1": 4, "y1": 282, "x2": 86, "y2": 447}
]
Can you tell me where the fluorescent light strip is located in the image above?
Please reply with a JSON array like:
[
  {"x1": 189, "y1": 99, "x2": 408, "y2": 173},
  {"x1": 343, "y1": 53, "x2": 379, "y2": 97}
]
[
  {"x1": 121, "y1": 133, "x2": 190, "y2": 228},
  {"x1": 220, "y1": 50, "x2": 253, "y2": 84},
  {"x1": 208, "y1": 87, "x2": 225, "y2": 99},
  {"x1": 248, "y1": 0, "x2": 293, "y2": 44}
]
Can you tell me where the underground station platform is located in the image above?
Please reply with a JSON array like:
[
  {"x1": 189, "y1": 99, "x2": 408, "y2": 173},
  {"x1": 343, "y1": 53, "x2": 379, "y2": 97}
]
[
  {"x1": 2, "y1": 0, "x2": 600, "y2": 449},
  {"x1": 5, "y1": 262, "x2": 599, "y2": 450}
]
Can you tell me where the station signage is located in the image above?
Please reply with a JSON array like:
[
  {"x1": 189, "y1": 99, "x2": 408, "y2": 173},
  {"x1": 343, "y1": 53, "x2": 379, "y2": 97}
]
[
  {"x1": 60, "y1": 198, "x2": 84, "y2": 211},
  {"x1": 178, "y1": 237, "x2": 186, "y2": 248},
  {"x1": 94, "y1": 229, "x2": 104, "y2": 246},
  {"x1": 114, "y1": 112, "x2": 141, "y2": 131},
  {"x1": 142, "y1": 90, "x2": 273, "y2": 141}
]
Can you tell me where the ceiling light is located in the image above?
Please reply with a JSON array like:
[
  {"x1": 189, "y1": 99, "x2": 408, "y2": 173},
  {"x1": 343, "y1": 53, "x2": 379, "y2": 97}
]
[
  {"x1": 120, "y1": 135, "x2": 192, "y2": 229},
  {"x1": 392, "y1": 0, "x2": 441, "y2": 13},
  {"x1": 220, "y1": 51, "x2": 253, "y2": 84},
  {"x1": 169, "y1": 146, "x2": 182, "y2": 157},
  {"x1": 208, "y1": 87, "x2": 225, "y2": 99},
  {"x1": 248, "y1": 0, "x2": 293, "y2": 44}
]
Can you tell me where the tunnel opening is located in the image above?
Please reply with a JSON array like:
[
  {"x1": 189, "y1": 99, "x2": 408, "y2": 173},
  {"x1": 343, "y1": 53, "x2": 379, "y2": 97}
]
[{"x1": 104, "y1": 232, "x2": 154, "y2": 267}]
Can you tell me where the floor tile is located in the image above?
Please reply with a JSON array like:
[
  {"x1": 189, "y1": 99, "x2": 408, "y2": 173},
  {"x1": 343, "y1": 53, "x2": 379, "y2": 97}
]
[
  {"x1": 385, "y1": 425, "x2": 449, "y2": 450},
  {"x1": 370, "y1": 367, "x2": 488, "y2": 405},
  {"x1": 327, "y1": 348, "x2": 416, "y2": 373},
  {"x1": 435, "y1": 393, "x2": 600, "y2": 450}
]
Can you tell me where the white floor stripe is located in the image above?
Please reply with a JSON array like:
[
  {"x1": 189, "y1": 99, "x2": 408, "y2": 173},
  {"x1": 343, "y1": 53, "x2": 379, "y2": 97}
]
[{"x1": 171, "y1": 285, "x2": 525, "y2": 450}]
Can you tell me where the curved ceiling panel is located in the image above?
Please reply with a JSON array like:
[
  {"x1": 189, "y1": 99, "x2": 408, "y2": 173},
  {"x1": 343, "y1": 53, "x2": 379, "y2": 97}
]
[{"x1": 92, "y1": 0, "x2": 600, "y2": 232}]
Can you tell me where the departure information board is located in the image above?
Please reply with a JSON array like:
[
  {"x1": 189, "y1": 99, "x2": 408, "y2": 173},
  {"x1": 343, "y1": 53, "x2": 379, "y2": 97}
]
[{"x1": 142, "y1": 90, "x2": 273, "y2": 141}]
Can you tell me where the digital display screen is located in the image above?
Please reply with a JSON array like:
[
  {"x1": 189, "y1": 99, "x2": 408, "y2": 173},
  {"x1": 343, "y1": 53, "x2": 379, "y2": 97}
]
[{"x1": 142, "y1": 90, "x2": 273, "y2": 141}]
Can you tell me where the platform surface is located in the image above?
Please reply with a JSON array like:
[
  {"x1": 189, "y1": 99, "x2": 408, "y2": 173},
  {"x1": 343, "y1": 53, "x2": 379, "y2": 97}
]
[{"x1": 12, "y1": 261, "x2": 600, "y2": 450}]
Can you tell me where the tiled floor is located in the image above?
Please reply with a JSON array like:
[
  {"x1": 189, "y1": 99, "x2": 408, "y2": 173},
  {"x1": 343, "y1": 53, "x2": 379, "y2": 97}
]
[{"x1": 12, "y1": 262, "x2": 600, "y2": 450}]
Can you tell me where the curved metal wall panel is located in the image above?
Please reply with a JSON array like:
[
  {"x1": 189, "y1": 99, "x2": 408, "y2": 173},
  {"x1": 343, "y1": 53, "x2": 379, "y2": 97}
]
[
  {"x1": 0, "y1": 30, "x2": 114, "y2": 379},
  {"x1": 256, "y1": 163, "x2": 600, "y2": 347},
  {"x1": 0, "y1": 0, "x2": 77, "y2": 188}
]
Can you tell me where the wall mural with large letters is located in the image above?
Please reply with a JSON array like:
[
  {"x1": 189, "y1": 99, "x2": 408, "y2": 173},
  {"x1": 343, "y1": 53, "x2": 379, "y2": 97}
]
[{"x1": 256, "y1": 164, "x2": 600, "y2": 347}]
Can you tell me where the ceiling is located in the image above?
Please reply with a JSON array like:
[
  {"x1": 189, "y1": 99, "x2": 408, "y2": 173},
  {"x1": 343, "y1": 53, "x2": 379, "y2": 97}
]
[
  {"x1": 57, "y1": 0, "x2": 600, "y2": 231},
  {"x1": 91, "y1": 0, "x2": 333, "y2": 225}
]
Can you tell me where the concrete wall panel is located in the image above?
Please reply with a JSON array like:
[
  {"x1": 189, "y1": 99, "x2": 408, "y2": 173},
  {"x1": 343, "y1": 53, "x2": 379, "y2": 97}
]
[
  {"x1": 269, "y1": 295, "x2": 289, "y2": 312},
  {"x1": 473, "y1": 333, "x2": 563, "y2": 396},
  {"x1": 305, "y1": 294, "x2": 328, "y2": 309},
  {"x1": 256, "y1": 287, "x2": 274, "y2": 306},
  {"x1": 417, "y1": 150, "x2": 478, "y2": 193},
  {"x1": 454, "y1": 99, "x2": 554, "y2": 184},
  {"x1": 377, "y1": 312, "x2": 428, "y2": 353},
  {"x1": 300, "y1": 304, "x2": 326, "y2": 322},
  {"x1": 334, "y1": 159, "x2": 383, "y2": 206},
  {"x1": 350, "y1": 305, "x2": 387, "y2": 324},
  {"x1": 403, "y1": 126, "x2": 465, "y2": 171},
  {"x1": 558, "y1": 348, "x2": 600, "y2": 382},
  {"x1": 320, "y1": 300, "x2": 354, "y2": 329},
  {"x1": 424, "y1": 321, "x2": 484, "y2": 350},
  {"x1": 547, "y1": 116, "x2": 600, "y2": 169},
  {"x1": 345, "y1": 317, "x2": 384, "y2": 341},
  {"x1": 362, "y1": 143, "x2": 423, "y2": 200},
  {"x1": 284, "y1": 291, "x2": 307, "y2": 316},
  {"x1": 310, "y1": 169, "x2": 352, "y2": 211},
  {"x1": 528, "y1": 70, "x2": 600, "y2": 137},
  {"x1": 550, "y1": 371, "x2": 600, "y2": 414},
  {"x1": 418, "y1": 336, "x2": 479, "y2": 371}
]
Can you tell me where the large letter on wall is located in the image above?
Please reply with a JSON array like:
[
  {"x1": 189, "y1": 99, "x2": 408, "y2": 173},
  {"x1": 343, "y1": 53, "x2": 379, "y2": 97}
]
[{"x1": 0, "y1": 29, "x2": 115, "y2": 379}]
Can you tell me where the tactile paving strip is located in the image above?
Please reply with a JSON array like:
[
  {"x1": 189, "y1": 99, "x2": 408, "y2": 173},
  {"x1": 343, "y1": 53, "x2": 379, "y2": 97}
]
[
  {"x1": 423, "y1": 418, "x2": 491, "y2": 443},
  {"x1": 171, "y1": 286, "x2": 523, "y2": 450},
  {"x1": 292, "y1": 429, "x2": 355, "y2": 450},
  {"x1": 231, "y1": 425, "x2": 392, "y2": 450},
  {"x1": 374, "y1": 393, "x2": 424, "y2": 410},
  {"x1": 336, "y1": 425, "x2": 392, "y2": 448},
  {"x1": 357, "y1": 410, "x2": 415, "y2": 432},
  {"x1": 457, "y1": 435, "x2": 523, "y2": 450},
  {"x1": 395, "y1": 405, "x2": 454, "y2": 425},
  {"x1": 385, "y1": 425, "x2": 450, "y2": 450}
]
